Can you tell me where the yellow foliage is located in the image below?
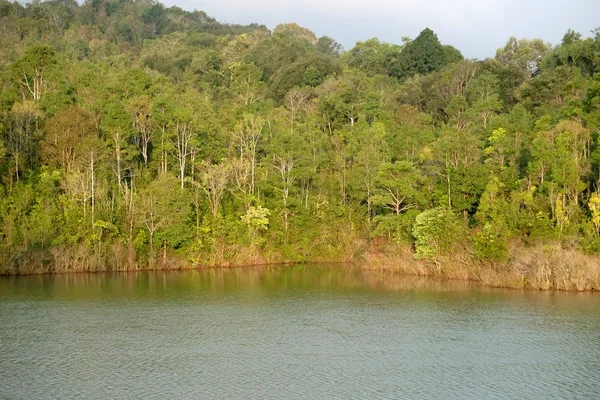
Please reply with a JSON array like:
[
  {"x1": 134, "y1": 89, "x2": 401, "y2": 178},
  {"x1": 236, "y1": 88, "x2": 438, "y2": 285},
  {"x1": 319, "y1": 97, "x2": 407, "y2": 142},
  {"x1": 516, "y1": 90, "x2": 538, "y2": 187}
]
[{"x1": 588, "y1": 193, "x2": 600, "y2": 234}]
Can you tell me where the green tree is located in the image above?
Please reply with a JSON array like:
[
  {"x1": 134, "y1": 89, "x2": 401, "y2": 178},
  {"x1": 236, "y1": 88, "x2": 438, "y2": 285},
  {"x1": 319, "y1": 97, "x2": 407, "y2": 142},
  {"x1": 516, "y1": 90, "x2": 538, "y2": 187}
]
[
  {"x1": 412, "y1": 207, "x2": 461, "y2": 259},
  {"x1": 229, "y1": 62, "x2": 266, "y2": 107},
  {"x1": 392, "y1": 28, "x2": 463, "y2": 81},
  {"x1": 42, "y1": 105, "x2": 96, "y2": 172},
  {"x1": 372, "y1": 161, "x2": 423, "y2": 215},
  {"x1": 136, "y1": 173, "x2": 189, "y2": 251},
  {"x1": 12, "y1": 44, "x2": 57, "y2": 101},
  {"x1": 495, "y1": 36, "x2": 550, "y2": 75},
  {"x1": 342, "y1": 38, "x2": 402, "y2": 76}
]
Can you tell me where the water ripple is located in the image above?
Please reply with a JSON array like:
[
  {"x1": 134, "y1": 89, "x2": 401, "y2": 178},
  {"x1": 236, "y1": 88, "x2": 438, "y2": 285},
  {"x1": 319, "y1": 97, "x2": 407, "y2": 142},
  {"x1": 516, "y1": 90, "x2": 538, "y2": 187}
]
[{"x1": 1, "y1": 267, "x2": 600, "y2": 399}]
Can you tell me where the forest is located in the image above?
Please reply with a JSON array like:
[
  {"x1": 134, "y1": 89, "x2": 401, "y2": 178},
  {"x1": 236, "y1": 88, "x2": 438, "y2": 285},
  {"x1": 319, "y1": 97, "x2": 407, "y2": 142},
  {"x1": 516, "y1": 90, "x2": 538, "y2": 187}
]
[{"x1": 1, "y1": 0, "x2": 600, "y2": 288}]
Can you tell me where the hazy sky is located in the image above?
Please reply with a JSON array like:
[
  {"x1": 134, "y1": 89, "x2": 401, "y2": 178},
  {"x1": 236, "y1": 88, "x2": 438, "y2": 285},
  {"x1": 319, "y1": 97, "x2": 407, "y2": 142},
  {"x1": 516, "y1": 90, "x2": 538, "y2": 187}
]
[{"x1": 160, "y1": 0, "x2": 600, "y2": 59}]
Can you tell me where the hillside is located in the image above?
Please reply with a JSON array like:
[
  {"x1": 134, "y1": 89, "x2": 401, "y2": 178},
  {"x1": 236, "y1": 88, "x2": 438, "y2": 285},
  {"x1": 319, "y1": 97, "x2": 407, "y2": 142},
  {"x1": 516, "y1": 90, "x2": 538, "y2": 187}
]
[{"x1": 1, "y1": 0, "x2": 600, "y2": 289}]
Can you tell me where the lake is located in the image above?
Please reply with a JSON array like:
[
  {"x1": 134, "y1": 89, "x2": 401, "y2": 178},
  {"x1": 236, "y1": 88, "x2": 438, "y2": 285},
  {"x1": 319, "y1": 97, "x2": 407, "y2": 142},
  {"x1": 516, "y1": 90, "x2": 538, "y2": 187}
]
[{"x1": 1, "y1": 265, "x2": 599, "y2": 399}]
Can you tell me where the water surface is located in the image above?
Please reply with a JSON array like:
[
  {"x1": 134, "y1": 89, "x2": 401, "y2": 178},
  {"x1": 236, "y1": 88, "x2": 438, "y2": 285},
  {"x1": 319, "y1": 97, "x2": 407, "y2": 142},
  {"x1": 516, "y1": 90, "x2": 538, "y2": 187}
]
[{"x1": 1, "y1": 266, "x2": 599, "y2": 399}]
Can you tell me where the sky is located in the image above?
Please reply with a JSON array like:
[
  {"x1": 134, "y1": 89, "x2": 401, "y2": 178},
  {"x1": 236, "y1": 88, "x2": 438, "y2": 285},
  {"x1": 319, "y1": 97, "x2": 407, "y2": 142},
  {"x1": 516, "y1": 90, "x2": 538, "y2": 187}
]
[{"x1": 159, "y1": 0, "x2": 600, "y2": 59}]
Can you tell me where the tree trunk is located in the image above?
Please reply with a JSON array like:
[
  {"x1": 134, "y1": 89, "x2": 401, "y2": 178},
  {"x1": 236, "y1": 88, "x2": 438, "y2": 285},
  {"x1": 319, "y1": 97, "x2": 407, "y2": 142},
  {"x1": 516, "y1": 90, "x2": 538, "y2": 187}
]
[
  {"x1": 114, "y1": 131, "x2": 122, "y2": 193},
  {"x1": 91, "y1": 151, "x2": 95, "y2": 232}
]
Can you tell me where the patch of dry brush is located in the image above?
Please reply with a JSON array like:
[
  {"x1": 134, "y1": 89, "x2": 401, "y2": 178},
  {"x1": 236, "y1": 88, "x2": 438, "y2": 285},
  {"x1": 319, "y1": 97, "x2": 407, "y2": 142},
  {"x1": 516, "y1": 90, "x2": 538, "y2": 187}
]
[{"x1": 364, "y1": 241, "x2": 600, "y2": 291}]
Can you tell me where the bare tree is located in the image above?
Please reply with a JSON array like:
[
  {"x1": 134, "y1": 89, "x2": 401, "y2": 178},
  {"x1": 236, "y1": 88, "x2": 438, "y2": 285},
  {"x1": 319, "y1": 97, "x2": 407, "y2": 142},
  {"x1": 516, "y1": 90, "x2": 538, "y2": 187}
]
[
  {"x1": 128, "y1": 96, "x2": 153, "y2": 168},
  {"x1": 273, "y1": 155, "x2": 295, "y2": 231},
  {"x1": 202, "y1": 162, "x2": 231, "y2": 217},
  {"x1": 170, "y1": 121, "x2": 195, "y2": 189},
  {"x1": 232, "y1": 114, "x2": 263, "y2": 196}
]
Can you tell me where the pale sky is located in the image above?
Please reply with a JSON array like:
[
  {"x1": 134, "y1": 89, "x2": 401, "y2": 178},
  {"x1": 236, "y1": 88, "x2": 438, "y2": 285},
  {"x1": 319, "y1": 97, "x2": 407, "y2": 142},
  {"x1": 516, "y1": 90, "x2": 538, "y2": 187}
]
[{"x1": 161, "y1": 0, "x2": 600, "y2": 59}]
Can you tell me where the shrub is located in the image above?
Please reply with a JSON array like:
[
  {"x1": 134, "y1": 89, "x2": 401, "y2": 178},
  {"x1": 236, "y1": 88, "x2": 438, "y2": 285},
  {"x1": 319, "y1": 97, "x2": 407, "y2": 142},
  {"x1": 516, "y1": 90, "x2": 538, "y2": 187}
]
[
  {"x1": 473, "y1": 223, "x2": 509, "y2": 261},
  {"x1": 372, "y1": 209, "x2": 420, "y2": 243},
  {"x1": 412, "y1": 207, "x2": 462, "y2": 259}
]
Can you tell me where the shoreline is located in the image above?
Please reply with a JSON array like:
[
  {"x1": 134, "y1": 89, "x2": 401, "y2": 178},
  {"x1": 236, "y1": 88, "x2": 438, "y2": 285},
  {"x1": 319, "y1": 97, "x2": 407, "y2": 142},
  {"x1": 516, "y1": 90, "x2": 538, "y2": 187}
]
[
  {"x1": 0, "y1": 259, "x2": 353, "y2": 277},
  {"x1": 2, "y1": 244, "x2": 599, "y2": 292}
]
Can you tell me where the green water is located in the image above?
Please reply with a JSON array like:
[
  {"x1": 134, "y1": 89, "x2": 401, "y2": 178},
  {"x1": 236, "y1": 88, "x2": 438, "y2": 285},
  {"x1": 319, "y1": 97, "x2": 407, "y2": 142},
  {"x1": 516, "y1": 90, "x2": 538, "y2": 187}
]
[{"x1": 1, "y1": 265, "x2": 599, "y2": 399}]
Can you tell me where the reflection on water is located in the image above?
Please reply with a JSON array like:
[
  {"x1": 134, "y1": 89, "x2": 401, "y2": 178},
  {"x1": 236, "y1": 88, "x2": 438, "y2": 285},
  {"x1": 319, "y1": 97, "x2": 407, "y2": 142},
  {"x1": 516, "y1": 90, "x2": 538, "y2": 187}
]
[{"x1": 1, "y1": 265, "x2": 600, "y2": 399}]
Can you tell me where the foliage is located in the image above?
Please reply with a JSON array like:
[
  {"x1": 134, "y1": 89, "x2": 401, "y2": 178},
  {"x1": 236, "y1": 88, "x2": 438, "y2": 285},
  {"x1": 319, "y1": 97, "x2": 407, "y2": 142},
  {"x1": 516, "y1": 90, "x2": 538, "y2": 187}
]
[
  {"x1": 473, "y1": 223, "x2": 509, "y2": 261},
  {"x1": 0, "y1": 0, "x2": 599, "y2": 272},
  {"x1": 391, "y1": 28, "x2": 463, "y2": 81},
  {"x1": 412, "y1": 208, "x2": 462, "y2": 259}
]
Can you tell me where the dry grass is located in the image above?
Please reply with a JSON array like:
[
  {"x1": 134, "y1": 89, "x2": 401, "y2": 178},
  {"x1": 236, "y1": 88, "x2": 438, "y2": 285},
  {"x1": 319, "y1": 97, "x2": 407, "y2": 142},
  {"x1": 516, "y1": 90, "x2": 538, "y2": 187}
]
[
  {"x1": 0, "y1": 247, "x2": 49, "y2": 275},
  {"x1": 363, "y1": 241, "x2": 600, "y2": 291},
  {"x1": 197, "y1": 243, "x2": 270, "y2": 268},
  {"x1": 511, "y1": 244, "x2": 600, "y2": 291},
  {"x1": 1, "y1": 243, "x2": 185, "y2": 275},
  {"x1": 3, "y1": 239, "x2": 600, "y2": 292}
]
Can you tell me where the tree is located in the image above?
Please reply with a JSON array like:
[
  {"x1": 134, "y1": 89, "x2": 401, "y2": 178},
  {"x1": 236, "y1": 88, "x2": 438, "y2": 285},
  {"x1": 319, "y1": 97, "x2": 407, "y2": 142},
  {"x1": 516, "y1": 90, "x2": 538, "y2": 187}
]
[
  {"x1": 495, "y1": 36, "x2": 550, "y2": 75},
  {"x1": 372, "y1": 161, "x2": 423, "y2": 215},
  {"x1": 241, "y1": 205, "x2": 270, "y2": 245},
  {"x1": 588, "y1": 192, "x2": 600, "y2": 234},
  {"x1": 152, "y1": 93, "x2": 176, "y2": 175},
  {"x1": 142, "y1": 3, "x2": 168, "y2": 37},
  {"x1": 412, "y1": 207, "x2": 461, "y2": 259},
  {"x1": 232, "y1": 113, "x2": 263, "y2": 199},
  {"x1": 316, "y1": 36, "x2": 342, "y2": 57},
  {"x1": 284, "y1": 86, "x2": 313, "y2": 132},
  {"x1": 136, "y1": 173, "x2": 188, "y2": 251},
  {"x1": 392, "y1": 28, "x2": 463, "y2": 81},
  {"x1": 247, "y1": 27, "x2": 312, "y2": 82},
  {"x1": 273, "y1": 23, "x2": 317, "y2": 44},
  {"x1": 348, "y1": 122, "x2": 388, "y2": 224},
  {"x1": 272, "y1": 154, "x2": 295, "y2": 231},
  {"x1": 543, "y1": 31, "x2": 598, "y2": 76},
  {"x1": 12, "y1": 44, "x2": 57, "y2": 101},
  {"x1": 318, "y1": 70, "x2": 373, "y2": 127},
  {"x1": 171, "y1": 113, "x2": 195, "y2": 190},
  {"x1": 269, "y1": 53, "x2": 340, "y2": 100},
  {"x1": 5, "y1": 101, "x2": 43, "y2": 184},
  {"x1": 467, "y1": 71, "x2": 503, "y2": 128},
  {"x1": 202, "y1": 162, "x2": 230, "y2": 217},
  {"x1": 127, "y1": 95, "x2": 153, "y2": 168},
  {"x1": 168, "y1": 92, "x2": 207, "y2": 189},
  {"x1": 101, "y1": 100, "x2": 136, "y2": 192},
  {"x1": 42, "y1": 105, "x2": 96, "y2": 172},
  {"x1": 342, "y1": 38, "x2": 401, "y2": 76},
  {"x1": 229, "y1": 62, "x2": 266, "y2": 107}
]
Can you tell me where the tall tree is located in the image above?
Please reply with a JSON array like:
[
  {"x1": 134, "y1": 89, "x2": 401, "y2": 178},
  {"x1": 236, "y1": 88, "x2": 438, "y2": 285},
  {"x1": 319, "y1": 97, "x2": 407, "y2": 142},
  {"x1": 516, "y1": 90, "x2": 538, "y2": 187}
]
[
  {"x1": 391, "y1": 28, "x2": 463, "y2": 81},
  {"x1": 11, "y1": 44, "x2": 57, "y2": 102}
]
